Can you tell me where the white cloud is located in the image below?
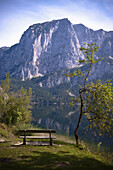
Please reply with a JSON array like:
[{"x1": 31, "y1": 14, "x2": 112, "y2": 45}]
[
  {"x1": 35, "y1": 2, "x2": 113, "y2": 31},
  {"x1": 103, "y1": 0, "x2": 113, "y2": 15},
  {"x1": 0, "y1": 0, "x2": 113, "y2": 47}
]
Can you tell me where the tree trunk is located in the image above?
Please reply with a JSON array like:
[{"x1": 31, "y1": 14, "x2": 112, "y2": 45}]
[{"x1": 74, "y1": 89, "x2": 84, "y2": 145}]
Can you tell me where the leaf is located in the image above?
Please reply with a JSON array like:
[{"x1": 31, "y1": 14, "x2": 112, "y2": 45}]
[{"x1": 78, "y1": 59, "x2": 87, "y2": 63}]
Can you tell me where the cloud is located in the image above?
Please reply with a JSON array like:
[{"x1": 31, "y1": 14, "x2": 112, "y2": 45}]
[
  {"x1": 103, "y1": 0, "x2": 113, "y2": 15},
  {"x1": 35, "y1": 1, "x2": 113, "y2": 31},
  {"x1": 0, "y1": 0, "x2": 113, "y2": 47}
]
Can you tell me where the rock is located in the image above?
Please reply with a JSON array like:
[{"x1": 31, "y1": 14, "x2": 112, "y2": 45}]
[{"x1": 0, "y1": 18, "x2": 113, "y2": 87}]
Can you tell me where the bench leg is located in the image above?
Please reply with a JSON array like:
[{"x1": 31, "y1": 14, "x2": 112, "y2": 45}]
[
  {"x1": 23, "y1": 137, "x2": 26, "y2": 145},
  {"x1": 49, "y1": 132, "x2": 52, "y2": 146},
  {"x1": 50, "y1": 138, "x2": 52, "y2": 146}
]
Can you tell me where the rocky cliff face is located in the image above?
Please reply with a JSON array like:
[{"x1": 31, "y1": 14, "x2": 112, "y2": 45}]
[
  {"x1": 74, "y1": 24, "x2": 113, "y2": 57},
  {"x1": 0, "y1": 18, "x2": 83, "y2": 80},
  {"x1": 0, "y1": 18, "x2": 113, "y2": 86}
]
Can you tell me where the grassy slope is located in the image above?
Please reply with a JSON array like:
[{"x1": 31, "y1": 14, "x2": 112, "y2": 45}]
[{"x1": 0, "y1": 129, "x2": 113, "y2": 170}]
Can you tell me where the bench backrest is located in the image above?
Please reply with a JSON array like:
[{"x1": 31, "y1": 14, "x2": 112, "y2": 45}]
[{"x1": 19, "y1": 129, "x2": 56, "y2": 134}]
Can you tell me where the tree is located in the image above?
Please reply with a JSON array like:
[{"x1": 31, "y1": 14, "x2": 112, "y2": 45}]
[
  {"x1": 85, "y1": 80, "x2": 113, "y2": 136},
  {"x1": 66, "y1": 43, "x2": 113, "y2": 145},
  {"x1": 0, "y1": 74, "x2": 32, "y2": 125}
]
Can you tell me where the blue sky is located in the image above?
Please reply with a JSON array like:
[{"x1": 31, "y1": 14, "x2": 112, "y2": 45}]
[{"x1": 0, "y1": 0, "x2": 113, "y2": 47}]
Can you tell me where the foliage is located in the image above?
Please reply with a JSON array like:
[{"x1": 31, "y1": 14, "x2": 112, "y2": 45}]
[
  {"x1": 97, "y1": 142, "x2": 102, "y2": 153},
  {"x1": 66, "y1": 43, "x2": 113, "y2": 145},
  {"x1": 85, "y1": 80, "x2": 113, "y2": 136},
  {"x1": 0, "y1": 74, "x2": 32, "y2": 125},
  {"x1": 0, "y1": 123, "x2": 16, "y2": 140}
]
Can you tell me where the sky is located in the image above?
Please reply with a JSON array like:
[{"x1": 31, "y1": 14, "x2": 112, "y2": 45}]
[{"x1": 0, "y1": 0, "x2": 113, "y2": 47}]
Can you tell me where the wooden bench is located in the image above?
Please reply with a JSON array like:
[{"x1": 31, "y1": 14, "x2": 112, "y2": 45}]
[{"x1": 18, "y1": 129, "x2": 56, "y2": 146}]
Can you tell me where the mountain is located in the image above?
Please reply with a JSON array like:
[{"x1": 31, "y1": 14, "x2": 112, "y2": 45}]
[
  {"x1": 1, "y1": 18, "x2": 113, "y2": 144},
  {"x1": 74, "y1": 24, "x2": 113, "y2": 57},
  {"x1": 0, "y1": 18, "x2": 113, "y2": 86},
  {"x1": 0, "y1": 18, "x2": 83, "y2": 81}
]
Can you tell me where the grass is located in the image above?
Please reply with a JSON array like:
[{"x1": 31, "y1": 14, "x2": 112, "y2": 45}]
[
  {"x1": 0, "y1": 124, "x2": 113, "y2": 170},
  {"x1": 0, "y1": 140, "x2": 113, "y2": 169}
]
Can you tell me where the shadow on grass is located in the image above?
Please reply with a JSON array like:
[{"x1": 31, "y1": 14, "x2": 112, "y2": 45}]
[
  {"x1": 0, "y1": 148, "x2": 113, "y2": 170},
  {"x1": 9, "y1": 139, "x2": 71, "y2": 147}
]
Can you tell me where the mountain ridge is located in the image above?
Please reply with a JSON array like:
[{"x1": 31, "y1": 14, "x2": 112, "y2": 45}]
[{"x1": 0, "y1": 18, "x2": 113, "y2": 87}]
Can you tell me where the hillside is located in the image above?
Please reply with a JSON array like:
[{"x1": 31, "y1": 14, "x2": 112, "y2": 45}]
[
  {"x1": 0, "y1": 125, "x2": 113, "y2": 170},
  {"x1": 10, "y1": 77, "x2": 113, "y2": 147}
]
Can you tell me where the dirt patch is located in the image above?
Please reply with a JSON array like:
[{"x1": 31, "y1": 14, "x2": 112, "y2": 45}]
[
  {"x1": 15, "y1": 141, "x2": 57, "y2": 146},
  {"x1": 0, "y1": 138, "x2": 5, "y2": 142},
  {"x1": 55, "y1": 162, "x2": 70, "y2": 167},
  {"x1": 46, "y1": 162, "x2": 70, "y2": 168}
]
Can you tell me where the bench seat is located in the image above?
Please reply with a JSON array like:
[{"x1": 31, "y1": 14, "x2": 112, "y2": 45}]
[{"x1": 19, "y1": 136, "x2": 56, "y2": 139}]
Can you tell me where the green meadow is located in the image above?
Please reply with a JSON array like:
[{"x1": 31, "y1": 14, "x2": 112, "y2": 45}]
[{"x1": 0, "y1": 125, "x2": 113, "y2": 170}]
